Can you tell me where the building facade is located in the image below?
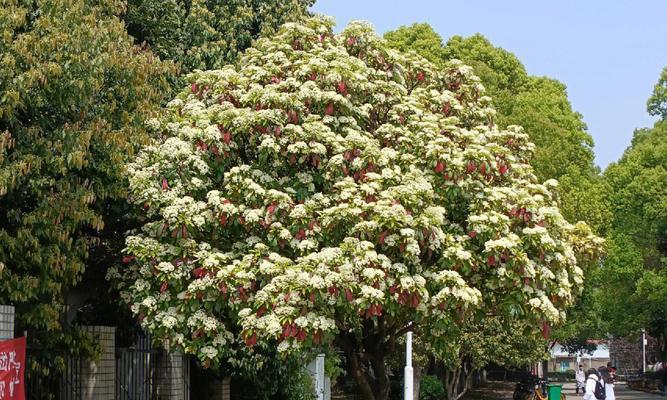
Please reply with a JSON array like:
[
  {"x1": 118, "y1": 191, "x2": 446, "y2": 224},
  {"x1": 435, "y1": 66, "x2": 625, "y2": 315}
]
[{"x1": 550, "y1": 342, "x2": 611, "y2": 372}]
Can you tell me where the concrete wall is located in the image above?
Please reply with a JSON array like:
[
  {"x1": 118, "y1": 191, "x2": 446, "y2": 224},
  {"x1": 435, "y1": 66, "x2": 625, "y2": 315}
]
[{"x1": 0, "y1": 305, "x2": 14, "y2": 340}]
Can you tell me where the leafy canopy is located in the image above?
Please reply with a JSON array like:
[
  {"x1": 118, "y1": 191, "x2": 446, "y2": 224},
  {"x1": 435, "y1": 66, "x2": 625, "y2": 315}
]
[
  {"x1": 382, "y1": 23, "x2": 444, "y2": 65},
  {"x1": 599, "y1": 117, "x2": 667, "y2": 357},
  {"x1": 647, "y1": 66, "x2": 667, "y2": 119},
  {"x1": 0, "y1": 0, "x2": 172, "y2": 370},
  {"x1": 385, "y1": 26, "x2": 596, "y2": 183},
  {"x1": 124, "y1": 0, "x2": 315, "y2": 73}
]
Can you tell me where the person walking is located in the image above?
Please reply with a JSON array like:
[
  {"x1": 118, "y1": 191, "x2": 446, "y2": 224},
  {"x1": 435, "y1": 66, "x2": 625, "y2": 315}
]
[
  {"x1": 583, "y1": 368, "x2": 602, "y2": 400},
  {"x1": 606, "y1": 362, "x2": 617, "y2": 400},
  {"x1": 576, "y1": 365, "x2": 586, "y2": 395},
  {"x1": 598, "y1": 365, "x2": 614, "y2": 400}
]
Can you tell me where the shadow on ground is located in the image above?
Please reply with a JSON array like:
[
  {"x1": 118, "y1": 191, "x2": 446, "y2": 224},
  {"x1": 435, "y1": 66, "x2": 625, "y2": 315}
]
[{"x1": 462, "y1": 381, "x2": 515, "y2": 400}]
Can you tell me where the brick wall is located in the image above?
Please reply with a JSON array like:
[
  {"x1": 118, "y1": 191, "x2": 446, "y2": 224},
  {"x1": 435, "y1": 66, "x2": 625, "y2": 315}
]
[{"x1": 0, "y1": 305, "x2": 14, "y2": 340}]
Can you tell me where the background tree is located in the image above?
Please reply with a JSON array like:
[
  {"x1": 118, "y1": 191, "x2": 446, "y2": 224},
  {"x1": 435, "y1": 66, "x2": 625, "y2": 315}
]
[
  {"x1": 647, "y1": 66, "x2": 667, "y2": 119},
  {"x1": 598, "y1": 112, "x2": 667, "y2": 358},
  {"x1": 123, "y1": 0, "x2": 314, "y2": 73},
  {"x1": 0, "y1": 0, "x2": 173, "y2": 383},
  {"x1": 442, "y1": 318, "x2": 548, "y2": 400},
  {"x1": 501, "y1": 77, "x2": 595, "y2": 182},
  {"x1": 111, "y1": 17, "x2": 602, "y2": 400},
  {"x1": 382, "y1": 23, "x2": 444, "y2": 65},
  {"x1": 384, "y1": 26, "x2": 596, "y2": 183}
]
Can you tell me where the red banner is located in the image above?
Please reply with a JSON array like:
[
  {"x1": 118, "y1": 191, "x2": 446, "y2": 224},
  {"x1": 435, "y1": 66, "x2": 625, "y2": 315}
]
[{"x1": 0, "y1": 337, "x2": 25, "y2": 400}]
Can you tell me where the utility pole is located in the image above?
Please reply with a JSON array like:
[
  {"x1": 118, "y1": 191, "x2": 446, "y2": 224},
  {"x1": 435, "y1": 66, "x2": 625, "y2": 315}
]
[
  {"x1": 404, "y1": 323, "x2": 414, "y2": 400},
  {"x1": 641, "y1": 328, "x2": 646, "y2": 373}
]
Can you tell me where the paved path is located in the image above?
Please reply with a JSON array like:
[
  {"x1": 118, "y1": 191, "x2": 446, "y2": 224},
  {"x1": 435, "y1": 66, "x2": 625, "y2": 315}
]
[{"x1": 561, "y1": 382, "x2": 665, "y2": 400}]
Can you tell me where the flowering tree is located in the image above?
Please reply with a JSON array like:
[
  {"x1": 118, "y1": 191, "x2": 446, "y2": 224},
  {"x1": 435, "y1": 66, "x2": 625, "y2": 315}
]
[{"x1": 110, "y1": 17, "x2": 602, "y2": 400}]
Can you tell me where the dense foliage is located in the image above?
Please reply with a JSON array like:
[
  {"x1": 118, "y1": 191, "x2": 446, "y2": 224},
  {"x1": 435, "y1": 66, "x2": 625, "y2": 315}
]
[
  {"x1": 647, "y1": 66, "x2": 667, "y2": 119},
  {"x1": 124, "y1": 0, "x2": 314, "y2": 73},
  {"x1": 110, "y1": 17, "x2": 601, "y2": 400},
  {"x1": 598, "y1": 113, "x2": 667, "y2": 358},
  {"x1": 0, "y1": 0, "x2": 173, "y2": 375}
]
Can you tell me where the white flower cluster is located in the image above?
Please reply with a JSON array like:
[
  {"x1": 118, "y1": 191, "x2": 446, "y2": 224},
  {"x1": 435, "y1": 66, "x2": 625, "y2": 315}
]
[{"x1": 528, "y1": 296, "x2": 561, "y2": 322}]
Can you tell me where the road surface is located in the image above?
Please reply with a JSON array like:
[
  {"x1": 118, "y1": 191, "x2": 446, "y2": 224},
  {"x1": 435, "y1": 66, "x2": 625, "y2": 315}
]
[{"x1": 561, "y1": 381, "x2": 665, "y2": 400}]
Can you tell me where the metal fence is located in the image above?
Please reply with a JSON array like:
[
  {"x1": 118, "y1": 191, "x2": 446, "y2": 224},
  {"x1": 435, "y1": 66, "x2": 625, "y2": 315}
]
[
  {"x1": 115, "y1": 333, "x2": 190, "y2": 400},
  {"x1": 116, "y1": 333, "x2": 153, "y2": 400},
  {"x1": 25, "y1": 350, "x2": 83, "y2": 400}
]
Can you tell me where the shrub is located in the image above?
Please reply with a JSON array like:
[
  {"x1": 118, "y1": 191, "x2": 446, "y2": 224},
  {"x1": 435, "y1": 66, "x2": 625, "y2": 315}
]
[
  {"x1": 420, "y1": 375, "x2": 446, "y2": 400},
  {"x1": 547, "y1": 371, "x2": 575, "y2": 382}
]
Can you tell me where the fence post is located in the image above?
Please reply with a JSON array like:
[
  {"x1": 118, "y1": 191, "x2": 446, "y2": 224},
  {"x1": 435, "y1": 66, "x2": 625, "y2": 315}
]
[
  {"x1": 156, "y1": 350, "x2": 190, "y2": 400},
  {"x1": 307, "y1": 354, "x2": 327, "y2": 400},
  {"x1": 211, "y1": 376, "x2": 231, "y2": 400},
  {"x1": 79, "y1": 326, "x2": 116, "y2": 400},
  {"x1": 0, "y1": 305, "x2": 15, "y2": 340}
]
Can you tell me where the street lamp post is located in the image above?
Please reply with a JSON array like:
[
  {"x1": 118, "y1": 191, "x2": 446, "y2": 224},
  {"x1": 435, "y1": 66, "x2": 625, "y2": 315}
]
[
  {"x1": 641, "y1": 328, "x2": 646, "y2": 373},
  {"x1": 404, "y1": 323, "x2": 414, "y2": 400}
]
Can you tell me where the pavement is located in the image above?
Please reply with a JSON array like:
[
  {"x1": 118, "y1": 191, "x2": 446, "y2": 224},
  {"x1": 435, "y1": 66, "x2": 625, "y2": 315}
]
[
  {"x1": 560, "y1": 381, "x2": 666, "y2": 400},
  {"x1": 462, "y1": 381, "x2": 666, "y2": 400}
]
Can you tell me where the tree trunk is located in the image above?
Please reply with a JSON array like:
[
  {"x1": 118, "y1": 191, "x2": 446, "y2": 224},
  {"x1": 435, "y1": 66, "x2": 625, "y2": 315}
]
[
  {"x1": 343, "y1": 345, "x2": 375, "y2": 400},
  {"x1": 369, "y1": 342, "x2": 390, "y2": 400},
  {"x1": 464, "y1": 366, "x2": 473, "y2": 391},
  {"x1": 444, "y1": 365, "x2": 464, "y2": 400},
  {"x1": 413, "y1": 364, "x2": 422, "y2": 400},
  {"x1": 659, "y1": 325, "x2": 667, "y2": 361},
  {"x1": 338, "y1": 332, "x2": 391, "y2": 400}
]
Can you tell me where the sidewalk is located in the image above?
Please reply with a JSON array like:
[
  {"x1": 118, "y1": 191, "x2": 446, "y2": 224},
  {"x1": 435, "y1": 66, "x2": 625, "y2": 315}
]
[
  {"x1": 560, "y1": 381, "x2": 665, "y2": 399},
  {"x1": 461, "y1": 381, "x2": 665, "y2": 400}
]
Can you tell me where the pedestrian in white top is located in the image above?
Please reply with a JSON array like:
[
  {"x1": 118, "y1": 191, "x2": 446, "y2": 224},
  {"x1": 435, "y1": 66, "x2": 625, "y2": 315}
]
[
  {"x1": 600, "y1": 364, "x2": 615, "y2": 400},
  {"x1": 575, "y1": 365, "x2": 586, "y2": 395},
  {"x1": 583, "y1": 369, "x2": 601, "y2": 400}
]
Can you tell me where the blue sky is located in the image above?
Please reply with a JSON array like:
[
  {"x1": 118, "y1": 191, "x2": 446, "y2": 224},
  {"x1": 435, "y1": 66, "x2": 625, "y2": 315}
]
[{"x1": 310, "y1": 0, "x2": 667, "y2": 169}]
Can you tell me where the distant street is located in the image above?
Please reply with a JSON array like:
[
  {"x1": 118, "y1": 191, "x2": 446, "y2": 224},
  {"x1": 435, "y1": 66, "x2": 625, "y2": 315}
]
[{"x1": 561, "y1": 382, "x2": 666, "y2": 400}]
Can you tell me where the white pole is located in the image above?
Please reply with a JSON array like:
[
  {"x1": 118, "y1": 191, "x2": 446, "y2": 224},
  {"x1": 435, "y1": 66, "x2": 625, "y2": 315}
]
[
  {"x1": 404, "y1": 326, "x2": 414, "y2": 400},
  {"x1": 642, "y1": 329, "x2": 646, "y2": 373}
]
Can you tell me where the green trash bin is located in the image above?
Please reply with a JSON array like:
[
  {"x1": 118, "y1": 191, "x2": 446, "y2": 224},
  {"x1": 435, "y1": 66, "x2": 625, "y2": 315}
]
[{"x1": 546, "y1": 384, "x2": 562, "y2": 400}]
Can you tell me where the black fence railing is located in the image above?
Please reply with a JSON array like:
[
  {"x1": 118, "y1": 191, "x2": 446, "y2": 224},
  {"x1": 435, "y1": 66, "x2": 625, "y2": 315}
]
[
  {"x1": 25, "y1": 350, "x2": 83, "y2": 400},
  {"x1": 115, "y1": 333, "x2": 190, "y2": 400}
]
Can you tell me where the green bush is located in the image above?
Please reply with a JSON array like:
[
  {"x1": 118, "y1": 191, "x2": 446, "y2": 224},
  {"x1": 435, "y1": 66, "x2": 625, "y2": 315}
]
[
  {"x1": 420, "y1": 375, "x2": 446, "y2": 400},
  {"x1": 547, "y1": 371, "x2": 576, "y2": 382},
  {"x1": 277, "y1": 369, "x2": 316, "y2": 400}
]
